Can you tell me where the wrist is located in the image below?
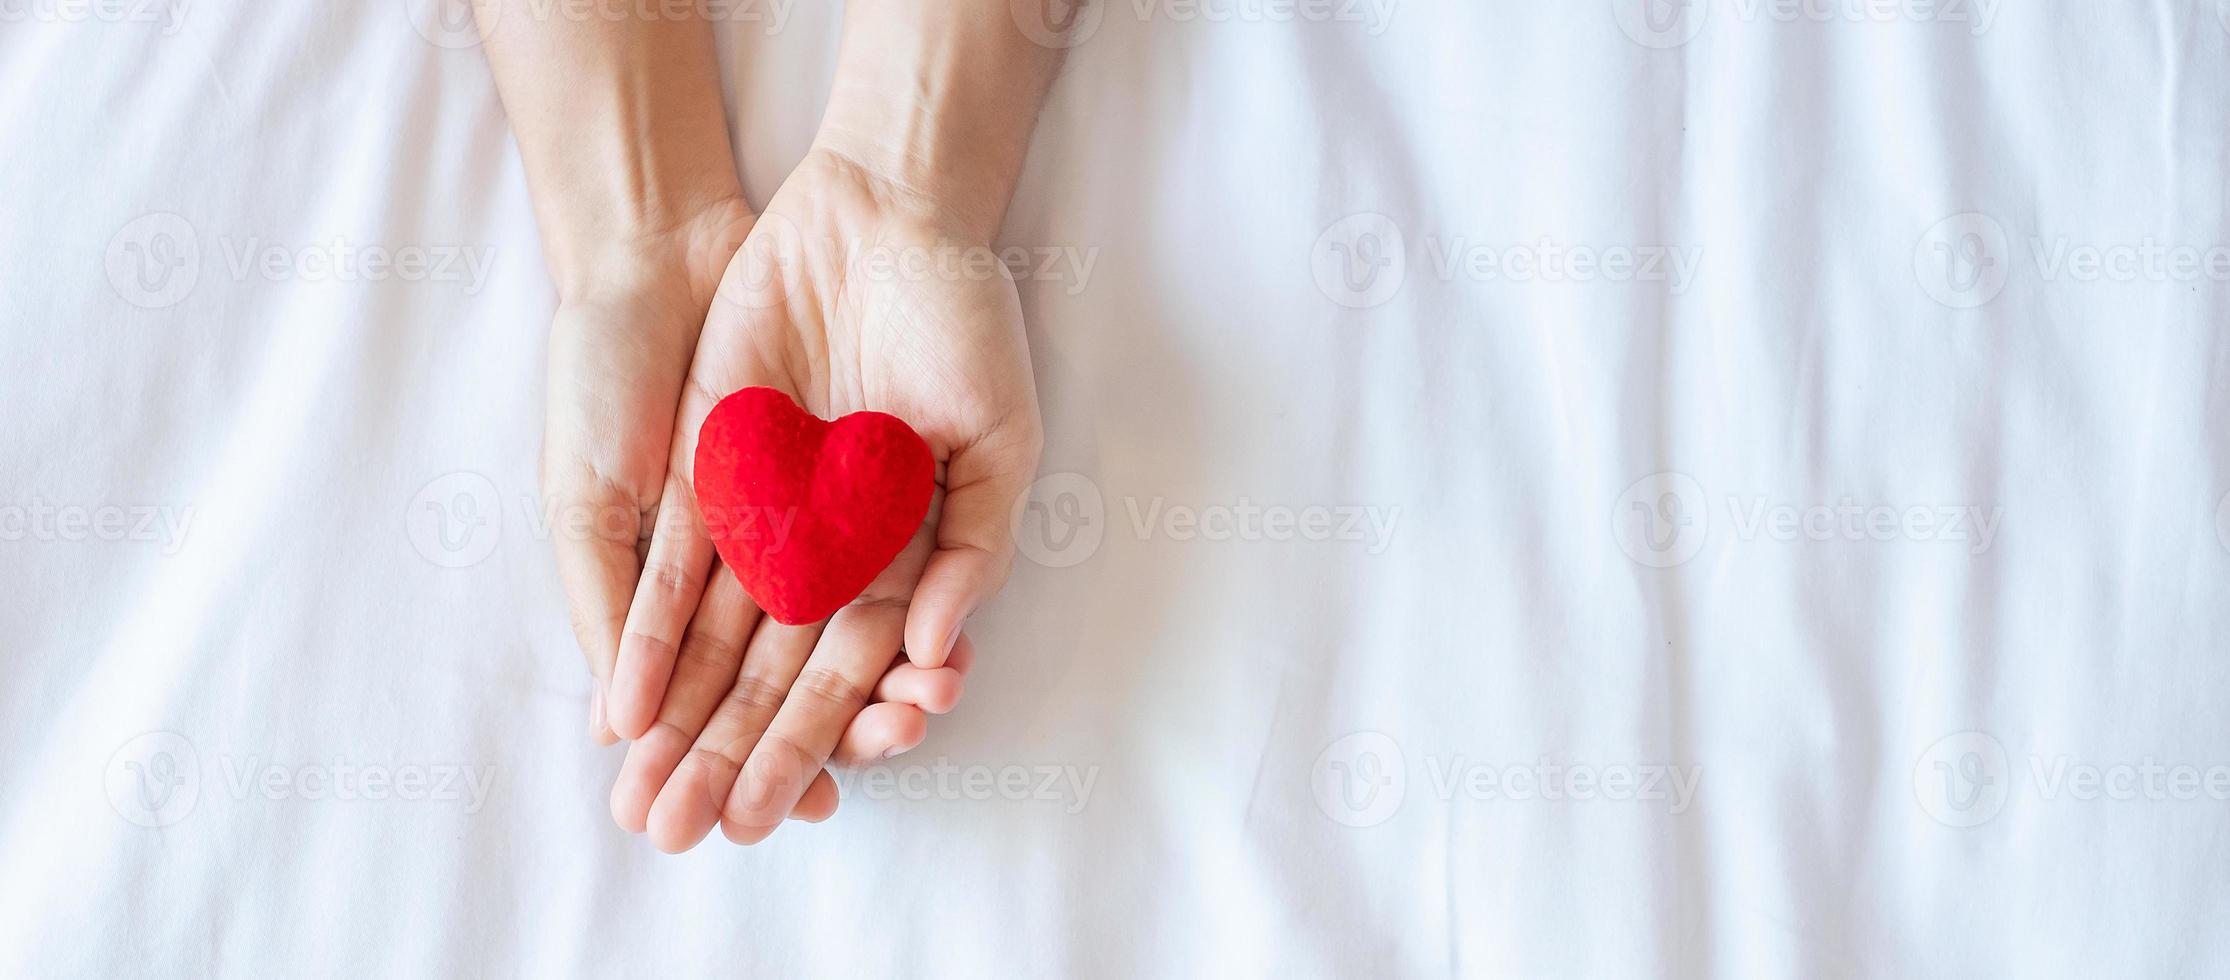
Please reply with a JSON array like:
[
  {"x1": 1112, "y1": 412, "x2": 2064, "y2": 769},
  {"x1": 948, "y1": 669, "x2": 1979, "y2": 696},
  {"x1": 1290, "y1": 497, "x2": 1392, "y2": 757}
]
[
  {"x1": 548, "y1": 194, "x2": 754, "y2": 311},
  {"x1": 811, "y1": 3, "x2": 1065, "y2": 243}
]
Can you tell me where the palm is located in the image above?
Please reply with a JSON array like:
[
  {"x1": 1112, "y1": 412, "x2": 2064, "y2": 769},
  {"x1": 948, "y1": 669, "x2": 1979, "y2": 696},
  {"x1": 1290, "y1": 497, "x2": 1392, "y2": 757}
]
[{"x1": 684, "y1": 154, "x2": 1038, "y2": 602}]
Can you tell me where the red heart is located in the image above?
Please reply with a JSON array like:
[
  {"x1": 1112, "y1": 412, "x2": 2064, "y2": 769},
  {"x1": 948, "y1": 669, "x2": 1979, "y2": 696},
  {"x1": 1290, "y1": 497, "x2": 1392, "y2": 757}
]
[{"x1": 693, "y1": 386, "x2": 934, "y2": 625}]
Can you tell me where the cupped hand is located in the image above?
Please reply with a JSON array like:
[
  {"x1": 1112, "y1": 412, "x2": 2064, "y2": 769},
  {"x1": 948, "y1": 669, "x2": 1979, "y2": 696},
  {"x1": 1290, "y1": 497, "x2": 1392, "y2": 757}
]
[
  {"x1": 536, "y1": 195, "x2": 953, "y2": 827},
  {"x1": 602, "y1": 149, "x2": 1044, "y2": 850}
]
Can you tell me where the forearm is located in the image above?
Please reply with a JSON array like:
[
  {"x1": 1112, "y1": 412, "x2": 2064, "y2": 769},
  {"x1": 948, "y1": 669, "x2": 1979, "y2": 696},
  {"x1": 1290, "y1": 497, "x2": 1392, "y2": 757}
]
[
  {"x1": 477, "y1": 1, "x2": 744, "y2": 300},
  {"x1": 814, "y1": 0, "x2": 1070, "y2": 242}
]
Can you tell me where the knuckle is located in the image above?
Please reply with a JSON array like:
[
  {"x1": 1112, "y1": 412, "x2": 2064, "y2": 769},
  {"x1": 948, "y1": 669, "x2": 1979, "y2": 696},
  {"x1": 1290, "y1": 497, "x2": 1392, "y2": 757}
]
[
  {"x1": 680, "y1": 745, "x2": 742, "y2": 783},
  {"x1": 793, "y1": 667, "x2": 870, "y2": 711},
  {"x1": 642, "y1": 560, "x2": 696, "y2": 596},
  {"x1": 723, "y1": 674, "x2": 789, "y2": 717},
  {"x1": 676, "y1": 629, "x2": 742, "y2": 674}
]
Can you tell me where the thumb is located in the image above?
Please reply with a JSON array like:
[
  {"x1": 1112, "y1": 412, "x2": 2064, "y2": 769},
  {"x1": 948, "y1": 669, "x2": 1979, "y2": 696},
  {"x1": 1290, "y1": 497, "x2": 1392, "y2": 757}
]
[{"x1": 903, "y1": 419, "x2": 1041, "y2": 668}]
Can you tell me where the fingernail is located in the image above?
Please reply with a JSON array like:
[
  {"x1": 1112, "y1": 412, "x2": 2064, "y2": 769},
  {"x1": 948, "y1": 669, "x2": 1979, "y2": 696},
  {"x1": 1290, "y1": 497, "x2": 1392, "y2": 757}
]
[{"x1": 589, "y1": 683, "x2": 608, "y2": 738}]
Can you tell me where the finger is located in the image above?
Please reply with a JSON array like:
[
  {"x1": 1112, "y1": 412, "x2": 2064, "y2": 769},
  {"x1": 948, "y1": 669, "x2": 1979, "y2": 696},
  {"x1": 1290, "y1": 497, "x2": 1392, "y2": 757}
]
[
  {"x1": 609, "y1": 475, "x2": 717, "y2": 740},
  {"x1": 722, "y1": 602, "x2": 905, "y2": 843},
  {"x1": 789, "y1": 770, "x2": 839, "y2": 823},
  {"x1": 872, "y1": 662, "x2": 965, "y2": 715},
  {"x1": 945, "y1": 631, "x2": 977, "y2": 676},
  {"x1": 546, "y1": 474, "x2": 646, "y2": 746},
  {"x1": 903, "y1": 422, "x2": 1042, "y2": 668},
  {"x1": 609, "y1": 568, "x2": 759, "y2": 833},
  {"x1": 834, "y1": 701, "x2": 928, "y2": 765},
  {"x1": 645, "y1": 619, "x2": 820, "y2": 853}
]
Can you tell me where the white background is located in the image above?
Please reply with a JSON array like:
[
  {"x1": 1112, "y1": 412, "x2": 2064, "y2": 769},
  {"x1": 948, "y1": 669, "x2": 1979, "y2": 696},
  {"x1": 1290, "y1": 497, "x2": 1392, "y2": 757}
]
[{"x1": 3, "y1": 1, "x2": 2228, "y2": 976}]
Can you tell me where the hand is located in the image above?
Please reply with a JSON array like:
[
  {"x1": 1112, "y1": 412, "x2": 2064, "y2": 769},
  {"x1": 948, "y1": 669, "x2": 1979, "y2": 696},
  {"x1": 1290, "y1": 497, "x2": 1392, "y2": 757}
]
[
  {"x1": 604, "y1": 149, "x2": 1044, "y2": 850},
  {"x1": 537, "y1": 195, "x2": 952, "y2": 832},
  {"x1": 539, "y1": 197, "x2": 746, "y2": 748}
]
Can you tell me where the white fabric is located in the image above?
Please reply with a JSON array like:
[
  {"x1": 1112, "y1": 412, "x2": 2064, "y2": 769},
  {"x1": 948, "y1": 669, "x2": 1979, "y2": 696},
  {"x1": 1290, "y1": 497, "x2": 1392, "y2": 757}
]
[{"x1": 4, "y1": 1, "x2": 2228, "y2": 976}]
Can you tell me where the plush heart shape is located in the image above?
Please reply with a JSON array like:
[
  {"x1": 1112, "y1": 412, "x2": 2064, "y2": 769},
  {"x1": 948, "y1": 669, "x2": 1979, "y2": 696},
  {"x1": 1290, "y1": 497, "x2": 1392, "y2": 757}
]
[{"x1": 693, "y1": 386, "x2": 934, "y2": 625}]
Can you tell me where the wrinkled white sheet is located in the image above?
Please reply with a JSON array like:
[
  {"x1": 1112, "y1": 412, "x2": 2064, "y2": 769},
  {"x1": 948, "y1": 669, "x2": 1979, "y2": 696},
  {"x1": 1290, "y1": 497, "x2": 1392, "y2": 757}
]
[{"x1": 3, "y1": 1, "x2": 2228, "y2": 976}]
